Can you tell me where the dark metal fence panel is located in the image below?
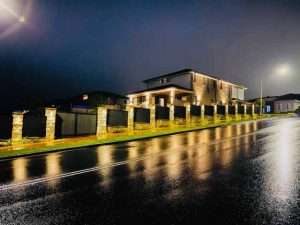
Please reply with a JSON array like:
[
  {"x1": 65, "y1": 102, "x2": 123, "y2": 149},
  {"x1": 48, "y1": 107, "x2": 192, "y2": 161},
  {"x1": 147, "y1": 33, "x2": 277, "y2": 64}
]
[
  {"x1": 155, "y1": 106, "x2": 170, "y2": 120},
  {"x1": 174, "y1": 106, "x2": 186, "y2": 119},
  {"x1": 255, "y1": 106, "x2": 260, "y2": 114},
  {"x1": 228, "y1": 106, "x2": 235, "y2": 115},
  {"x1": 76, "y1": 114, "x2": 97, "y2": 135},
  {"x1": 134, "y1": 108, "x2": 150, "y2": 123},
  {"x1": 107, "y1": 109, "x2": 128, "y2": 127},
  {"x1": 217, "y1": 105, "x2": 225, "y2": 115},
  {"x1": 190, "y1": 105, "x2": 201, "y2": 117},
  {"x1": 56, "y1": 112, "x2": 76, "y2": 136},
  {"x1": 204, "y1": 105, "x2": 214, "y2": 116},
  {"x1": 56, "y1": 112, "x2": 97, "y2": 137},
  {"x1": 22, "y1": 114, "x2": 46, "y2": 137},
  {"x1": 0, "y1": 115, "x2": 12, "y2": 139},
  {"x1": 238, "y1": 106, "x2": 244, "y2": 115},
  {"x1": 246, "y1": 106, "x2": 252, "y2": 115}
]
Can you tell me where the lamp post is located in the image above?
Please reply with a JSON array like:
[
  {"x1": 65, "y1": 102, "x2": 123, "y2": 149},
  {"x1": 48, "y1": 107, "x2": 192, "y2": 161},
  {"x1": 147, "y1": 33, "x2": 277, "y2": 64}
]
[{"x1": 260, "y1": 79, "x2": 263, "y2": 116}]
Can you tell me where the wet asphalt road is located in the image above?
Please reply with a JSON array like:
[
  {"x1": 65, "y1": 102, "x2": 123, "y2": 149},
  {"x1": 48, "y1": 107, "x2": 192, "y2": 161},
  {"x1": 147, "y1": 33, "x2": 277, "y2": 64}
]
[{"x1": 0, "y1": 117, "x2": 300, "y2": 225}]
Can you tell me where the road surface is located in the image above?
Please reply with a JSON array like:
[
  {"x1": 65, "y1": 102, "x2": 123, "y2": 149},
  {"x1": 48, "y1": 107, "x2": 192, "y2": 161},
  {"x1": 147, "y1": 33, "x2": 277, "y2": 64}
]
[{"x1": 0, "y1": 117, "x2": 300, "y2": 225}]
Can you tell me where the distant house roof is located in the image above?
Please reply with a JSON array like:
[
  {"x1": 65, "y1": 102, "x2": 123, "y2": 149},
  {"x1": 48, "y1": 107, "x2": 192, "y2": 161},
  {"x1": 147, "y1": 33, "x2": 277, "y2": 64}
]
[
  {"x1": 247, "y1": 93, "x2": 300, "y2": 102},
  {"x1": 77, "y1": 90, "x2": 127, "y2": 99},
  {"x1": 127, "y1": 84, "x2": 193, "y2": 95},
  {"x1": 247, "y1": 96, "x2": 278, "y2": 102},
  {"x1": 142, "y1": 68, "x2": 247, "y2": 89},
  {"x1": 277, "y1": 93, "x2": 300, "y2": 101},
  {"x1": 46, "y1": 90, "x2": 127, "y2": 107}
]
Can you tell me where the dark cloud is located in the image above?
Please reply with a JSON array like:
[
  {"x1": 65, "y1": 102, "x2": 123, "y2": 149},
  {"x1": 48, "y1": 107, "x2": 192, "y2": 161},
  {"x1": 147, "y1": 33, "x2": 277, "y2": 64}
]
[{"x1": 1, "y1": 0, "x2": 300, "y2": 112}]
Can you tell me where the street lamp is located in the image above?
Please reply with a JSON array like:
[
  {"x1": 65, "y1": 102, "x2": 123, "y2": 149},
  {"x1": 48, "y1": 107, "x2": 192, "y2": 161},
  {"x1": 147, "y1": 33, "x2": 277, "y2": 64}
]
[
  {"x1": 0, "y1": 1, "x2": 26, "y2": 23},
  {"x1": 260, "y1": 64, "x2": 289, "y2": 116}
]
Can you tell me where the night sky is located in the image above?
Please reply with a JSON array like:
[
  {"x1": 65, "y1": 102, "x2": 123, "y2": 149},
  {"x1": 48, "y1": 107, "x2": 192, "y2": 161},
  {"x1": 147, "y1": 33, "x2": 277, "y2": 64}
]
[{"x1": 1, "y1": 0, "x2": 300, "y2": 112}]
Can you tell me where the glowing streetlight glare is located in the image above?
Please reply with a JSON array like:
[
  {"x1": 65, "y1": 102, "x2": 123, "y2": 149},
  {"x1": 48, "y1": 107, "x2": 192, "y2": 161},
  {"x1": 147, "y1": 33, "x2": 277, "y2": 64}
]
[
  {"x1": 277, "y1": 64, "x2": 289, "y2": 75},
  {"x1": 19, "y1": 16, "x2": 26, "y2": 23},
  {"x1": 0, "y1": 1, "x2": 25, "y2": 22}
]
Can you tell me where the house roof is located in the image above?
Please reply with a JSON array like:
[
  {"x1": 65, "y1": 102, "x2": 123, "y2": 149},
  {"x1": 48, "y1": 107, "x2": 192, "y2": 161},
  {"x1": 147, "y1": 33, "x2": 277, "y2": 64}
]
[
  {"x1": 142, "y1": 68, "x2": 247, "y2": 89},
  {"x1": 247, "y1": 96, "x2": 278, "y2": 102},
  {"x1": 277, "y1": 93, "x2": 300, "y2": 101},
  {"x1": 46, "y1": 90, "x2": 127, "y2": 107},
  {"x1": 127, "y1": 84, "x2": 194, "y2": 95},
  {"x1": 247, "y1": 93, "x2": 300, "y2": 102}
]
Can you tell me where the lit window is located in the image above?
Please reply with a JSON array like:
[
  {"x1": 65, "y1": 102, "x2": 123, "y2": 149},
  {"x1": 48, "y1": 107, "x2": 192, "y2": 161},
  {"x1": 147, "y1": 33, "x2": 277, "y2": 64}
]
[
  {"x1": 83, "y1": 95, "x2": 88, "y2": 100},
  {"x1": 266, "y1": 105, "x2": 271, "y2": 113},
  {"x1": 159, "y1": 78, "x2": 169, "y2": 84}
]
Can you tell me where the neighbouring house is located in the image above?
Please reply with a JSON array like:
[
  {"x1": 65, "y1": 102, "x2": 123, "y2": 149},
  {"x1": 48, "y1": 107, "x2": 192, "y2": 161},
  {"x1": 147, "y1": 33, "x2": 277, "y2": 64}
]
[
  {"x1": 248, "y1": 93, "x2": 300, "y2": 114},
  {"x1": 274, "y1": 99, "x2": 300, "y2": 113},
  {"x1": 248, "y1": 96, "x2": 277, "y2": 114},
  {"x1": 49, "y1": 90, "x2": 127, "y2": 113},
  {"x1": 127, "y1": 69, "x2": 247, "y2": 107},
  {"x1": 274, "y1": 94, "x2": 300, "y2": 113}
]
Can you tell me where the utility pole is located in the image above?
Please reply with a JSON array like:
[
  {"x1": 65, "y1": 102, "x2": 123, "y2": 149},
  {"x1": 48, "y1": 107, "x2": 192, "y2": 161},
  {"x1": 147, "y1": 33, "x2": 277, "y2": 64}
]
[{"x1": 260, "y1": 79, "x2": 263, "y2": 117}]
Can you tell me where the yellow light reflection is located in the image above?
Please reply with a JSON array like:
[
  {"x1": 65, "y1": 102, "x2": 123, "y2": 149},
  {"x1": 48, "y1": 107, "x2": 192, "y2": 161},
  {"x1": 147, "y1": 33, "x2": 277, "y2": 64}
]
[
  {"x1": 143, "y1": 138, "x2": 162, "y2": 182},
  {"x1": 12, "y1": 158, "x2": 28, "y2": 182},
  {"x1": 128, "y1": 147, "x2": 139, "y2": 172},
  {"x1": 97, "y1": 145, "x2": 113, "y2": 180}
]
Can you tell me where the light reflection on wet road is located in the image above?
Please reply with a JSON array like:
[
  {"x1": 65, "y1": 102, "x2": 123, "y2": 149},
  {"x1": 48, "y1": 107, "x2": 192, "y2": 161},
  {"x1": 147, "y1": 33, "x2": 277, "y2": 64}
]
[{"x1": 0, "y1": 117, "x2": 300, "y2": 224}]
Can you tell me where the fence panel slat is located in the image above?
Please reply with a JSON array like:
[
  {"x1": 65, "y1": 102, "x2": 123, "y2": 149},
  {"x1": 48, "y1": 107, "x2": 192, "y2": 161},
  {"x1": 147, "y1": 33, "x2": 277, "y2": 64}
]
[
  {"x1": 238, "y1": 106, "x2": 244, "y2": 115},
  {"x1": 204, "y1": 105, "x2": 214, "y2": 116},
  {"x1": 155, "y1": 106, "x2": 170, "y2": 120},
  {"x1": 0, "y1": 115, "x2": 12, "y2": 139},
  {"x1": 134, "y1": 108, "x2": 150, "y2": 123},
  {"x1": 77, "y1": 114, "x2": 97, "y2": 135},
  {"x1": 56, "y1": 112, "x2": 76, "y2": 137},
  {"x1": 246, "y1": 106, "x2": 252, "y2": 115},
  {"x1": 190, "y1": 105, "x2": 201, "y2": 117},
  {"x1": 228, "y1": 106, "x2": 235, "y2": 115},
  {"x1": 174, "y1": 106, "x2": 186, "y2": 119},
  {"x1": 217, "y1": 105, "x2": 225, "y2": 115},
  {"x1": 22, "y1": 114, "x2": 46, "y2": 137},
  {"x1": 107, "y1": 109, "x2": 128, "y2": 127}
]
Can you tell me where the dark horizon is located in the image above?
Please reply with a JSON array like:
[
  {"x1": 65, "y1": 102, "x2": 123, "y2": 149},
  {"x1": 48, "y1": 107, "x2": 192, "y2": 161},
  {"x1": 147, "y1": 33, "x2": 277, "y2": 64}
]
[{"x1": 1, "y1": 0, "x2": 300, "y2": 112}]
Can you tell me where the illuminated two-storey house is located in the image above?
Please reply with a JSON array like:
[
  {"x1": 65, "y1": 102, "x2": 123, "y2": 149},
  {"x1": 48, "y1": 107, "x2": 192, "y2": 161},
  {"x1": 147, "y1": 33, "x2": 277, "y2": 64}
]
[{"x1": 127, "y1": 69, "x2": 247, "y2": 107}]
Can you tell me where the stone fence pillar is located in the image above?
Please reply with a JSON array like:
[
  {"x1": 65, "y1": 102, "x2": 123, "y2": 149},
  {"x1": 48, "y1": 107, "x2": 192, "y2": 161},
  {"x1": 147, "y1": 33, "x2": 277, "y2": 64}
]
[
  {"x1": 225, "y1": 104, "x2": 229, "y2": 120},
  {"x1": 45, "y1": 108, "x2": 57, "y2": 140},
  {"x1": 185, "y1": 103, "x2": 191, "y2": 125},
  {"x1": 97, "y1": 106, "x2": 107, "y2": 135},
  {"x1": 169, "y1": 104, "x2": 175, "y2": 128},
  {"x1": 201, "y1": 104, "x2": 205, "y2": 118},
  {"x1": 149, "y1": 104, "x2": 156, "y2": 128},
  {"x1": 251, "y1": 103, "x2": 255, "y2": 116},
  {"x1": 213, "y1": 104, "x2": 217, "y2": 123},
  {"x1": 243, "y1": 104, "x2": 247, "y2": 117},
  {"x1": 126, "y1": 105, "x2": 134, "y2": 131},
  {"x1": 234, "y1": 104, "x2": 238, "y2": 119},
  {"x1": 11, "y1": 111, "x2": 25, "y2": 145}
]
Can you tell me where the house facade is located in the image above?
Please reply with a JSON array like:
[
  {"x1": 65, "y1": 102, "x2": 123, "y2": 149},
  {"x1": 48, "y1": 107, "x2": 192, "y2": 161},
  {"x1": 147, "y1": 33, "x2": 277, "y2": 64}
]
[
  {"x1": 248, "y1": 93, "x2": 300, "y2": 114},
  {"x1": 274, "y1": 99, "x2": 300, "y2": 113},
  {"x1": 127, "y1": 69, "x2": 247, "y2": 107}
]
